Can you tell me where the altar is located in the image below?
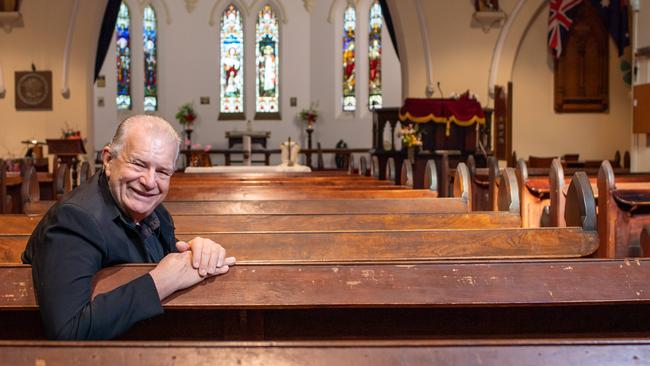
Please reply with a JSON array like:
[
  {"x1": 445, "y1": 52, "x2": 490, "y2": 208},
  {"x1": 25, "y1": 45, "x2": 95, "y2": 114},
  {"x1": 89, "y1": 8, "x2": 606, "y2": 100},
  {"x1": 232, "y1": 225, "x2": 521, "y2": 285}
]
[{"x1": 225, "y1": 130, "x2": 271, "y2": 165}]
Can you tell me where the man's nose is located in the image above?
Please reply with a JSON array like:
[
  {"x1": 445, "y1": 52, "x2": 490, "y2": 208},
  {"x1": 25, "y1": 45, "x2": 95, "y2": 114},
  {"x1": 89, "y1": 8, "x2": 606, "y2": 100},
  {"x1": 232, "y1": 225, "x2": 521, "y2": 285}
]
[{"x1": 140, "y1": 168, "x2": 156, "y2": 188}]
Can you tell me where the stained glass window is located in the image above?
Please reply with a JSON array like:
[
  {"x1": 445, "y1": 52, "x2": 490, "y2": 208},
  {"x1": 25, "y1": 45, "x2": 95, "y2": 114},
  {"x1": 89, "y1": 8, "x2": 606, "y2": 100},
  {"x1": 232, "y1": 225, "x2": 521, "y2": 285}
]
[
  {"x1": 116, "y1": 1, "x2": 131, "y2": 110},
  {"x1": 342, "y1": 3, "x2": 356, "y2": 112},
  {"x1": 368, "y1": 0, "x2": 382, "y2": 110},
  {"x1": 255, "y1": 4, "x2": 279, "y2": 114},
  {"x1": 143, "y1": 5, "x2": 157, "y2": 112},
  {"x1": 220, "y1": 4, "x2": 244, "y2": 114}
]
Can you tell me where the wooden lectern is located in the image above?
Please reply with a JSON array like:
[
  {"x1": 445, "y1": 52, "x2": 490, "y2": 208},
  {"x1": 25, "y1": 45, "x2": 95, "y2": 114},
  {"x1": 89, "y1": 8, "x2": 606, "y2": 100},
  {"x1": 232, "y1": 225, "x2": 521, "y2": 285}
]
[{"x1": 46, "y1": 139, "x2": 86, "y2": 189}]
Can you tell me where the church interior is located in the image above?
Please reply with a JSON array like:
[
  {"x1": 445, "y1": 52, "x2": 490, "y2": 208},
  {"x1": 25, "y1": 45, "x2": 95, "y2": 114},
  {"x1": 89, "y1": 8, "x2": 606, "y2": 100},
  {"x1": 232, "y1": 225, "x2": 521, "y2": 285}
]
[{"x1": 2, "y1": 0, "x2": 650, "y2": 363}]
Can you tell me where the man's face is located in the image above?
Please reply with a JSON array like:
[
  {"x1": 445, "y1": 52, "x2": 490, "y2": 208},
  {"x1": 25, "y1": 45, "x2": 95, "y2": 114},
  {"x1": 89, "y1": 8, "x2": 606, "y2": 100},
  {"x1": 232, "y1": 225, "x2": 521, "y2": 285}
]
[{"x1": 103, "y1": 126, "x2": 176, "y2": 223}]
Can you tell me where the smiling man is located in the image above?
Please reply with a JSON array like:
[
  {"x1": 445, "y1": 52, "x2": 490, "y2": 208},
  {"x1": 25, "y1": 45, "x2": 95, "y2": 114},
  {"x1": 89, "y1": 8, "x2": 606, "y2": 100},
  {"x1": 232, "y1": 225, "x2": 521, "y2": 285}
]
[{"x1": 22, "y1": 115, "x2": 234, "y2": 340}]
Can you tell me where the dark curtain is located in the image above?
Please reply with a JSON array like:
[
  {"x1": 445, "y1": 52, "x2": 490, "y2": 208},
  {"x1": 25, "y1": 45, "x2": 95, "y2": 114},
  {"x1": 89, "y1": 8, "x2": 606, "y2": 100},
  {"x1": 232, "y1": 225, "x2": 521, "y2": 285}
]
[
  {"x1": 94, "y1": 0, "x2": 122, "y2": 82},
  {"x1": 379, "y1": 0, "x2": 400, "y2": 60}
]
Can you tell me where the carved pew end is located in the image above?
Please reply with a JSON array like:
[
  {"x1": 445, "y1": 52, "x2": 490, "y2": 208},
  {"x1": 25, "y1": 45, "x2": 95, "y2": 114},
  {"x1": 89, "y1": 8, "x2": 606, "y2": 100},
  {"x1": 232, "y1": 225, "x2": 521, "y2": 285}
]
[
  {"x1": 386, "y1": 158, "x2": 396, "y2": 184},
  {"x1": 424, "y1": 160, "x2": 438, "y2": 192},
  {"x1": 400, "y1": 160, "x2": 413, "y2": 188},
  {"x1": 370, "y1": 156, "x2": 380, "y2": 179},
  {"x1": 497, "y1": 167, "x2": 519, "y2": 215},
  {"x1": 565, "y1": 172, "x2": 596, "y2": 232},
  {"x1": 453, "y1": 162, "x2": 471, "y2": 208}
]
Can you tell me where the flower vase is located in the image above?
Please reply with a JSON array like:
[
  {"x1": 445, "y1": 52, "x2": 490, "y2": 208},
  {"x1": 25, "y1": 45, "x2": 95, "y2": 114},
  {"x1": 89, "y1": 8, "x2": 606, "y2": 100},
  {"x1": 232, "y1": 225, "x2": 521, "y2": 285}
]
[
  {"x1": 307, "y1": 119, "x2": 314, "y2": 131},
  {"x1": 184, "y1": 126, "x2": 194, "y2": 147},
  {"x1": 407, "y1": 146, "x2": 417, "y2": 164}
]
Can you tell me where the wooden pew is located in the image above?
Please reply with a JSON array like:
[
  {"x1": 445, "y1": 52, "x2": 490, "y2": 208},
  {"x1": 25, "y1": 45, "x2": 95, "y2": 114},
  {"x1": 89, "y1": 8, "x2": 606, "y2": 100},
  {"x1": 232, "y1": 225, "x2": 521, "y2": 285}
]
[
  {"x1": 598, "y1": 161, "x2": 650, "y2": 258},
  {"x1": 0, "y1": 174, "x2": 596, "y2": 263},
  {"x1": 0, "y1": 211, "x2": 523, "y2": 236},
  {"x1": 1, "y1": 339, "x2": 649, "y2": 365},
  {"x1": 164, "y1": 188, "x2": 437, "y2": 201},
  {"x1": 3, "y1": 258, "x2": 650, "y2": 339},
  {"x1": 0, "y1": 224, "x2": 598, "y2": 264}
]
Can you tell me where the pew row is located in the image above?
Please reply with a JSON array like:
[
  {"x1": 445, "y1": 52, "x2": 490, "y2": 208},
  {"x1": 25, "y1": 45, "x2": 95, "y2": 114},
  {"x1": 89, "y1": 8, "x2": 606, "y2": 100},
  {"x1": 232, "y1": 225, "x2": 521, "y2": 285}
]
[
  {"x1": 1, "y1": 339, "x2": 649, "y2": 366},
  {"x1": 0, "y1": 211, "x2": 523, "y2": 236},
  {"x1": 0, "y1": 225, "x2": 598, "y2": 264},
  {"x1": 3, "y1": 259, "x2": 650, "y2": 339}
]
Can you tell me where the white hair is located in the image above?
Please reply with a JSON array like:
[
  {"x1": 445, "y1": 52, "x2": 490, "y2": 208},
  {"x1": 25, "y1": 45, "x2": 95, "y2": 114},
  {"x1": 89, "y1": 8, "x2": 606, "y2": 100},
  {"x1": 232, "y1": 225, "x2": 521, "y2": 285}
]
[{"x1": 109, "y1": 115, "x2": 182, "y2": 161}]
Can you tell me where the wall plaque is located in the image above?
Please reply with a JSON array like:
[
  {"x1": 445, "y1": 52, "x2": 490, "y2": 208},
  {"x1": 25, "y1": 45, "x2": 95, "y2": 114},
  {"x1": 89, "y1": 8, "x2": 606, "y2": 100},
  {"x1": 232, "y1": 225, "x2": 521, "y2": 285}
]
[{"x1": 15, "y1": 70, "x2": 52, "y2": 110}]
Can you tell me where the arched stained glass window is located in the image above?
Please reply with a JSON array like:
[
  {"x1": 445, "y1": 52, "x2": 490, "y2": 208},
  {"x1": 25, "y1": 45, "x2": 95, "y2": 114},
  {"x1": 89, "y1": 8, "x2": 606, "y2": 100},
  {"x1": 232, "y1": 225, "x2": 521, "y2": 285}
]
[
  {"x1": 116, "y1": 1, "x2": 132, "y2": 110},
  {"x1": 220, "y1": 4, "x2": 244, "y2": 115},
  {"x1": 143, "y1": 5, "x2": 158, "y2": 112},
  {"x1": 342, "y1": 3, "x2": 356, "y2": 112},
  {"x1": 255, "y1": 4, "x2": 280, "y2": 114},
  {"x1": 368, "y1": 0, "x2": 382, "y2": 110}
]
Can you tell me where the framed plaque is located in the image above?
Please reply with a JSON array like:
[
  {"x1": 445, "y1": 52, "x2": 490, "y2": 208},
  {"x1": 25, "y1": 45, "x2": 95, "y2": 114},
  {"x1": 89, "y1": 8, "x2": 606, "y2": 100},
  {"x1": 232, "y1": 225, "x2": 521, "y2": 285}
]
[{"x1": 15, "y1": 71, "x2": 52, "y2": 110}]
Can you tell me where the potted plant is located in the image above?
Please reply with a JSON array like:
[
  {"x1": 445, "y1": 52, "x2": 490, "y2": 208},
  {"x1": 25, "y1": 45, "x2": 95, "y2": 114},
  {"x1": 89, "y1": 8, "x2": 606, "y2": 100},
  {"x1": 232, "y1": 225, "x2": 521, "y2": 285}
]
[
  {"x1": 298, "y1": 101, "x2": 319, "y2": 130},
  {"x1": 176, "y1": 102, "x2": 197, "y2": 146}
]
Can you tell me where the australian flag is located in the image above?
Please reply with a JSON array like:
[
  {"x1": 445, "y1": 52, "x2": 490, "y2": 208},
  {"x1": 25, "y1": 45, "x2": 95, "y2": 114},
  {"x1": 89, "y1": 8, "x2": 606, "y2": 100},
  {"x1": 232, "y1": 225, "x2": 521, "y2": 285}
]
[
  {"x1": 590, "y1": 0, "x2": 630, "y2": 56},
  {"x1": 548, "y1": 0, "x2": 583, "y2": 58}
]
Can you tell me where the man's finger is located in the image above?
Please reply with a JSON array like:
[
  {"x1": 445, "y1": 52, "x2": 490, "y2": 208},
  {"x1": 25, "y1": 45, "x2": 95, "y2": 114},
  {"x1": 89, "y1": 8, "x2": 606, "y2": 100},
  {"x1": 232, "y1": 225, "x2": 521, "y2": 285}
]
[{"x1": 223, "y1": 256, "x2": 236, "y2": 266}]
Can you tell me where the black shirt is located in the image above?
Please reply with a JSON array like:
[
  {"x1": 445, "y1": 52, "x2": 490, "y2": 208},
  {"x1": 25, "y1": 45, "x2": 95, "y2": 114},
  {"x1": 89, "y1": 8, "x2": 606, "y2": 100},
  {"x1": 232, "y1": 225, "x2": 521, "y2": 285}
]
[{"x1": 22, "y1": 171, "x2": 177, "y2": 339}]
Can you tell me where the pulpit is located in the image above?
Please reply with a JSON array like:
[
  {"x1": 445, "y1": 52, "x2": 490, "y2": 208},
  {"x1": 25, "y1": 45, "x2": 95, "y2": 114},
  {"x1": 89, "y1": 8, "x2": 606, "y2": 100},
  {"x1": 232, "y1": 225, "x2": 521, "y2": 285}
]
[
  {"x1": 372, "y1": 98, "x2": 491, "y2": 189},
  {"x1": 46, "y1": 139, "x2": 86, "y2": 189}
]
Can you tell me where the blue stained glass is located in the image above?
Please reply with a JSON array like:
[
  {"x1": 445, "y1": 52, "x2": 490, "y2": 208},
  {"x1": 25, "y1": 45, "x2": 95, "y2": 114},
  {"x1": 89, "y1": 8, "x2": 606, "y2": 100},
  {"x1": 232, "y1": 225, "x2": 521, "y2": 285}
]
[
  {"x1": 368, "y1": 0, "x2": 382, "y2": 110},
  {"x1": 143, "y1": 5, "x2": 157, "y2": 112},
  {"x1": 255, "y1": 4, "x2": 279, "y2": 113},
  {"x1": 221, "y1": 4, "x2": 244, "y2": 114},
  {"x1": 116, "y1": 2, "x2": 131, "y2": 110},
  {"x1": 342, "y1": 3, "x2": 356, "y2": 112}
]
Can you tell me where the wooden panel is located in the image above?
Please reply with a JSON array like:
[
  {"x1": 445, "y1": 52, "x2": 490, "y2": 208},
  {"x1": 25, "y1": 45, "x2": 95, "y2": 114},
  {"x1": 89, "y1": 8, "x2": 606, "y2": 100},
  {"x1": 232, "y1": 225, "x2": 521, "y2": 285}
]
[
  {"x1": 164, "y1": 198, "x2": 469, "y2": 215},
  {"x1": 0, "y1": 227, "x2": 597, "y2": 263},
  {"x1": 5, "y1": 259, "x2": 650, "y2": 309},
  {"x1": 554, "y1": 1, "x2": 609, "y2": 113},
  {"x1": 633, "y1": 83, "x2": 650, "y2": 133},
  {"x1": 1, "y1": 339, "x2": 650, "y2": 366}
]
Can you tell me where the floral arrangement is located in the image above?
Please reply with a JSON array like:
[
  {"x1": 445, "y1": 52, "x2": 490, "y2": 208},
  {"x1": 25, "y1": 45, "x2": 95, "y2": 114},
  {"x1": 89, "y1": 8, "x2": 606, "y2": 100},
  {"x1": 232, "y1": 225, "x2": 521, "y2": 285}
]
[
  {"x1": 398, "y1": 124, "x2": 423, "y2": 148},
  {"x1": 175, "y1": 102, "x2": 197, "y2": 128},
  {"x1": 298, "y1": 101, "x2": 319, "y2": 128}
]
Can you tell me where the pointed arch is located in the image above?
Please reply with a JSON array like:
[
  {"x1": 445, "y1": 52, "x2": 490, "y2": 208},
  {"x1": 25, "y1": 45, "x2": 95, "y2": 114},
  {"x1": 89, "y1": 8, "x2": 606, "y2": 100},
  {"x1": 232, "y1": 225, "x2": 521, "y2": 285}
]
[
  {"x1": 116, "y1": 1, "x2": 132, "y2": 110},
  {"x1": 368, "y1": 0, "x2": 382, "y2": 110},
  {"x1": 342, "y1": 0, "x2": 357, "y2": 112},
  {"x1": 250, "y1": 0, "x2": 287, "y2": 24},
  {"x1": 220, "y1": 3, "x2": 245, "y2": 116},
  {"x1": 138, "y1": 0, "x2": 171, "y2": 25},
  {"x1": 143, "y1": 3, "x2": 158, "y2": 112},
  {"x1": 254, "y1": 3, "x2": 280, "y2": 115},
  {"x1": 209, "y1": 0, "x2": 248, "y2": 27}
]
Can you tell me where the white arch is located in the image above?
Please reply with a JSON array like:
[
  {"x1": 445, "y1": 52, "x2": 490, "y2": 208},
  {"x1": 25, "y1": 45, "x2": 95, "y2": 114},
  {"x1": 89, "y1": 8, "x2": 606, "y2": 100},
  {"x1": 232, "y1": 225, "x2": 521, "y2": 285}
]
[
  {"x1": 209, "y1": 0, "x2": 249, "y2": 27},
  {"x1": 328, "y1": 0, "x2": 359, "y2": 23},
  {"x1": 414, "y1": 0, "x2": 433, "y2": 97},
  {"x1": 488, "y1": 0, "x2": 546, "y2": 101},
  {"x1": 137, "y1": 0, "x2": 172, "y2": 24},
  {"x1": 250, "y1": 0, "x2": 288, "y2": 24},
  {"x1": 61, "y1": 0, "x2": 80, "y2": 98}
]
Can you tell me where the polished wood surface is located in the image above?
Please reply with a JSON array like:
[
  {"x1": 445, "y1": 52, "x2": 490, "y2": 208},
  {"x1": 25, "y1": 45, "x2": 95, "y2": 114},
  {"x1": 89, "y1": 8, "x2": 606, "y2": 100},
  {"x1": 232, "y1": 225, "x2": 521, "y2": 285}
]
[{"x1": 1, "y1": 339, "x2": 650, "y2": 366}]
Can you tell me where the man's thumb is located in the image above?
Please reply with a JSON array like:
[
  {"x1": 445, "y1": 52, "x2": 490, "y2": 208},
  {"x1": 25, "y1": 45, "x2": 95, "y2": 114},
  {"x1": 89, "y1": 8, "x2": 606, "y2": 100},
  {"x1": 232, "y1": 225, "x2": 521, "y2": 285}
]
[{"x1": 176, "y1": 241, "x2": 190, "y2": 252}]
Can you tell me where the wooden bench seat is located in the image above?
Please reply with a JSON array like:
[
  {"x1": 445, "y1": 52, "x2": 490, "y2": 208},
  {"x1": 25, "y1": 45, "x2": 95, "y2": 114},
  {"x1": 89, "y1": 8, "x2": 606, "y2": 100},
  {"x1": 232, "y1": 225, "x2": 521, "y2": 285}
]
[
  {"x1": 1, "y1": 339, "x2": 649, "y2": 365},
  {"x1": 3, "y1": 259, "x2": 650, "y2": 339},
  {"x1": 0, "y1": 225, "x2": 598, "y2": 264},
  {"x1": 163, "y1": 188, "x2": 438, "y2": 201},
  {"x1": 0, "y1": 211, "x2": 523, "y2": 236}
]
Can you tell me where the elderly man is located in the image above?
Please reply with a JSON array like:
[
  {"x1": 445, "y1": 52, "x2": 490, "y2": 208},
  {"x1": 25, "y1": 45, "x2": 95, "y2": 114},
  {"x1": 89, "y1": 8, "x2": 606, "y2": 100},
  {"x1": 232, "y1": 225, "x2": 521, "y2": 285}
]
[{"x1": 22, "y1": 115, "x2": 234, "y2": 340}]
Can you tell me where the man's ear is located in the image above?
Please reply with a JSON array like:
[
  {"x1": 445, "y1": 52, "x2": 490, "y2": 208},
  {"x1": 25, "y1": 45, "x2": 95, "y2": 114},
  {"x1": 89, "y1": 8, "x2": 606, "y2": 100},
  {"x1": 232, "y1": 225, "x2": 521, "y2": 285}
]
[{"x1": 102, "y1": 147, "x2": 113, "y2": 176}]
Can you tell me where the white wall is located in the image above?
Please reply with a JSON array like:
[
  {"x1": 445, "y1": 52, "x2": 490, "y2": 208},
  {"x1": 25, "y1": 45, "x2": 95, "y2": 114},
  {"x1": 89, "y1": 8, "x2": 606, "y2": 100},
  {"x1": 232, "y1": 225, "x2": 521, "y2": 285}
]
[{"x1": 93, "y1": 0, "x2": 402, "y2": 166}]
